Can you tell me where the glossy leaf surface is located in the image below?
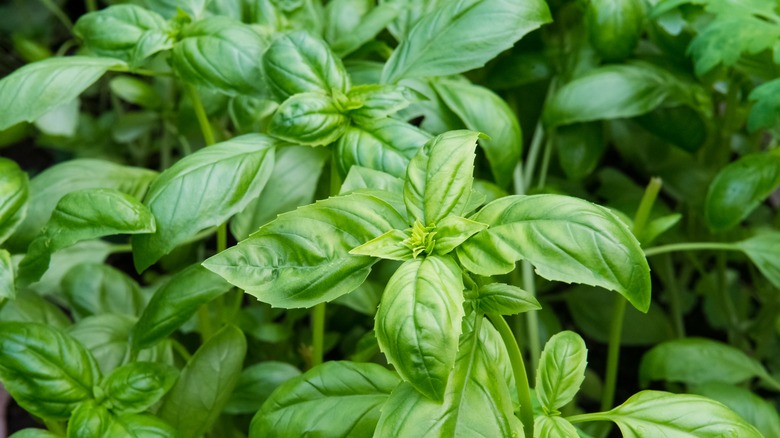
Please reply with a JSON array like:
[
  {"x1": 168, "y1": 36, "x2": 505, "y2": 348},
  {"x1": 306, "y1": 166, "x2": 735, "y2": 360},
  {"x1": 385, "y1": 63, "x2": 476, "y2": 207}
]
[
  {"x1": 103, "y1": 362, "x2": 179, "y2": 414},
  {"x1": 536, "y1": 331, "x2": 588, "y2": 414},
  {"x1": 0, "y1": 157, "x2": 28, "y2": 245},
  {"x1": 62, "y1": 263, "x2": 145, "y2": 320},
  {"x1": 268, "y1": 93, "x2": 349, "y2": 146}
]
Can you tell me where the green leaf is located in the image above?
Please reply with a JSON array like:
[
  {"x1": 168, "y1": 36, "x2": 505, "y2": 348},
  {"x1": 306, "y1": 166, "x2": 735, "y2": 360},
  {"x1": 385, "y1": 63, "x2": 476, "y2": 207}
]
[
  {"x1": 705, "y1": 151, "x2": 780, "y2": 231},
  {"x1": 544, "y1": 62, "x2": 709, "y2": 128},
  {"x1": 381, "y1": 0, "x2": 551, "y2": 83},
  {"x1": 132, "y1": 134, "x2": 276, "y2": 272},
  {"x1": 347, "y1": 84, "x2": 411, "y2": 122},
  {"x1": 26, "y1": 241, "x2": 115, "y2": 297},
  {"x1": 203, "y1": 191, "x2": 407, "y2": 308},
  {"x1": 475, "y1": 283, "x2": 540, "y2": 316},
  {"x1": 350, "y1": 229, "x2": 411, "y2": 261},
  {"x1": 0, "y1": 158, "x2": 29, "y2": 244},
  {"x1": 375, "y1": 314, "x2": 521, "y2": 436},
  {"x1": 405, "y1": 130, "x2": 480, "y2": 225},
  {"x1": 102, "y1": 362, "x2": 179, "y2": 414},
  {"x1": 132, "y1": 263, "x2": 233, "y2": 350},
  {"x1": 250, "y1": 361, "x2": 399, "y2": 436},
  {"x1": 263, "y1": 30, "x2": 349, "y2": 100},
  {"x1": 0, "y1": 290, "x2": 71, "y2": 329},
  {"x1": 325, "y1": 0, "x2": 401, "y2": 56},
  {"x1": 534, "y1": 415, "x2": 578, "y2": 438},
  {"x1": 173, "y1": 17, "x2": 267, "y2": 96},
  {"x1": 109, "y1": 76, "x2": 162, "y2": 109},
  {"x1": 9, "y1": 429, "x2": 61, "y2": 438},
  {"x1": 748, "y1": 78, "x2": 780, "y2": 132},
  {"x1": 336, "y1": 118, "x2": 431, "y2": 178},
  {"x1": 225, "y1": 361, "x2": 302, "y2": 415},
  {"x1": 639, "y1": 338, "x2": 775, "y2": 387},
  {"x1": 62, "y1": 263, "x2": 145, "y2": 320},
  {"x1": 0, "y1": 56, "x2": 125, "y2": 131},
  {"x1": 18, "y1": 188, "x2": 155, "y2": 286},
  {"x1": 536, "y1": 331, "x2": 588, "y2": 414},
  {"x1": 6, "y1": 159, "x2": 156, "y2": 253},
  {"x1": 67, "y1": 401, "x2": 114, "y2": 438},
  {"x1": 0, "y1": 250, "x2": 13, "y2": 299},
  {"x1": 74, "y1": 4, "x2": 172, "y2": 65},
  {"x1": 737, "y1": 232, "x2": 780, "y2": 288},
  {"x1": 0, "y1": 322, "x2": 98, "y2": 419},
  {"x1": 268, "y1": 93, "x2": 349, "y2": 146},
  {"x1": 375, "y1": 256, "x2": 464, "y2": 400},
  {"x1": 457, "y1": 194, "x2": 651, "y2": 312},
  {"x1": 432, "y1": 78, "x2": 522, "y2": 188},
  {"x1": 158, "y1": 325, "x2": 246, "y2": 438},
  {"x1": 230, "y1": 146, "x2": 328, "y2": 241},
  {"x1": 339, "y1": 165, "x2": 404, "y2": 195},
  {"x1": 689, "y1": 16, "x2": 780, "y2": 76},
  {"x1": 586, "y1": 0, "x2": 644, "y2": 61},
  {"x1": 554, "y1": 122, "x2": 605, "y2": 181},
  {"x1": 578, "y1": 390, "x2": 762, "y2": 437},
  {"x1": 433, "y1": 215, "x2": 488, "y2": 255},
  {"x1": 114, "y1": 413, "x2": 177, "y2": 438},
  {"x1": 692, "y1": 382, "x2": 780, "y2": 438}
]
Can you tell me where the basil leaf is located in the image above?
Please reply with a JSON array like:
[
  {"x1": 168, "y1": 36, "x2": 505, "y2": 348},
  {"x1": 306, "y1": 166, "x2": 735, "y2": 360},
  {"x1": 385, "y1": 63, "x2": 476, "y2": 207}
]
[
  {"x1": 705, "y1": 151, "x2": 780, "y2": 231},
  {"x1": 381, "y1": 0, "x2": 551, "y2": 83},
  {"x1": 62, "y1": 263, "x2": 145, "y2": 320},
  {"x1": 9, "y1": 430, "x2": 60, "y2": 438},
  {"x1": 0, "y1": 157, "x2": 28, "y2": 245},
  {"x1": 225, "y1": 361, "x2": 301, "y2": 415},
  {"x1": 350, "y1": 229, "x2": 411, "y2": 261},
  {"x1": 432, "y1": 78, "x2": 522, "y2": 188},
  {"x1": 457, "y1": 194, "x2": 651, "y2": 312},
  {"x1": 692, "y1": 382, "x2": 780, "y2": 438},
  {"x1": 586, "y1": 0, "x2": 644, "y2": 61},
  {"x1": 27, "y1": 240, "x2": 115, "y2": 297},
  {"x1": 67, "y1": 401, "x2": 113, "y2": 438},
  {"x1": 173, "y1": 17, "x2": 267, "y2": 96},
  {"x1": 109, "y1": 76, "x2": 162, "y2": 109},
  {"x1": 203, "y1": 191, "x2": 407, "y2": 308},
  {"x1": 689, "y1": 16, "x2": 780, "y2": 76},
  {"x1": 325, "y1": 0, "x2": 400, "y2": 56},
  {"x1": 0, "y1": 249, "x2": 13, "y2": 299},
  {"x1": 0, "y1": 322, "x2": 98, "y2": 419},
  {"x1": 114, "y1": 413, "x2": 177, "y2": 438},
  {"x1": 581, "y1": 390, "x2": 762, "y2": 437},
  {"x1": 736, "y1": 232, "x2": 780, "y2": 288},
  {"x1": 347, "y1": 84, "x2": 411, "y2": 122},
  {"x1": 433, "y1": 215, "x2": 488, "y2": 255},
  {"x1": 73, "y1": 4, "x2": 172, "y2": 66},
  {"x1": 102, "y1": 362, "x2": 179, "y2": 414},
  {"x1": 132, "y1": 263, "x2": 233, "y2": 350},
  {"x1": 534, "y1": 415, "x2": 578, "y2": 438},
  {"x1": 0, "y1": 290, "x2": 71, "y2": 329},
  {"x1": 375, "y1": 256, "x2": 464, "y2": 400},
  {"x1": 475, "y1": 283, "x2": 540, "y2": 316},
  {"x1": 251, "y1": 361, "x2": 399, "y2": 436},
  {"x1": 536, "y1": 331, "x2": 588, "y2": 414},
  {"x1": 263, "y1": 30, "x2": 349, "y2": 100},
  {"x1": 554, "y1": 122, "x2": 605, "y2": 181},
  {"x1": 158, "y1": 325, "x2": 246, "y2": 438},
  {"x1": 7, "y1": 159, "x2": 156, "y2": 253},
  {"x1": 268, "y1": 93, "x2": 349, "y2": 146},
  {"x1": 405, "y1": 130, "x2": 480, "y2": 225},
  {"x1": 639, "y1": 337, "x2": 776, "y2": 388},
  {"x1": 230, "y1": 146, "x2": 328, "y2": 240},
  {"x1": 336, "y1": 118, "x2": 431, "y2": 178},
  {"x1": 748, "y1": 78, "x2": 780, "y2": 132},
  {"x1": 132, "y1": 134, "x2": 276, "y2": 272},
  {"x1": 0, "y1": 56, "x2": 125, "y2": 131},
  {"x1": 339, "y1": 165, "x2": 404, "y2": 196},
  {"x1": 18, "y1": 188, "x2": 156, "y2": 286}
]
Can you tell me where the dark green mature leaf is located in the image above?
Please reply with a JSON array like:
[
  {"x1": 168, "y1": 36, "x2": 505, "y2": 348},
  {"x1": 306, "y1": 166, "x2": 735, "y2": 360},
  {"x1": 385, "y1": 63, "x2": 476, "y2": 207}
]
[
  {"x1": 705, "y1": 151, "x2": 780, "y2": 231},
  {"x1": 158, "y1": 325, "x2": 246, "y2": 438},
  {"x1": 0, "y1": 250, "x2": 13, "y2": 299},
  {"x1": 536, "y1": 331, "x2": 588, "y2": 414},
  {"x1": 250, "y1": 361, "x2": 399, "y2": 437},
  {"x1": 74, "y1": 4, "x2": 172, "y2": 65},
  {"x1": 132, "y1": 134, "x2": 276, "y2": 272},
  {"x1": 263, "y1": 30, "x2": 349, "y2": 100},
  {"x1": 0, "y1": 322, "x2": 98, "y2": 419},
  {"x1": 544, "y1": 62, "x2": 708, "y2": 128},
  {"x1": 639, "y1": 338, "x2": 774, "y2": 387},
  {"x1": 375, "y1": 315, "x2": 521, "y2": 436},
  {"x1": 0, "y1": 158, "x2": 28, "y2": 245},
  {"x1": 748, "y1": 78, "x2": 780, "y2": 132},
  {"x1": 62, "y1": 263, "x2": 145, "y2": 320},
  {"x1": 375, "y1": 256, "x2": 464, "y2": 400},
  {"x1": 432, "y1": 78, "x2": 522, "y2": 188},
  {"x1": 336, "y1": 118, "x2": 431, "y2": 178},
  {"x1": 0, "y1": 57, "x2": 124, "y2": 130},
  {"x1": 103, "y1": 362, "x2": 179, "y2": 414},
  {"x1": 225, "y1": 361, "x2": 302, "y2": 415},
  {"x1": 693, "y1": 382, "x2": 780, "y2": 438},
  {"x1": 555, "y1": 122, "x2": 605, "y2": 181},
  {"x1": 381, "y1": 0, "x2": 551, "y2": 83},
  {"x1": 132, "y1": 263, "x2": 233, "y2": 350},
  {"x1": 325, "y1": 0, "x2": 401, "y2": 56},
  {"x1": 458, "y1": 194, "x2": 651, "y2": 312},
  {"x1": 173, "y1": 17, "x2": 267, "y2": 96},
  {"x1": 405, "y1": 130, "x2": 480, "y2": 225},
  {"x1": 577, "y1": 390, "x2": 762, "y2": 437},
  {"x1": 204, "y1": 191, "x2": 407, "y2": 308},
  {"x1": 7, "y1": 159, "x2": 156, "y2": 253},
  {"x1": 475, "y1": 283, "x2": 540, "y2": 316},
  {"x1": 535, "y1": 415, "x2": 578, "y2": 437},
  {"x1": 18, "y1": 188, "x2": 155, "y2": 286},
  {"x1": 268, "y1": 93, "x2": 349, "y2": 146},
  {"x1": 586, "y1": 0, "x2": 644, "y2": 61},
  {"x1": 231, "y1": 146, "x2": 328, "y2": 240},
  {"x1": 737, "y1": 232, "x2": 780, "y2": 288}
]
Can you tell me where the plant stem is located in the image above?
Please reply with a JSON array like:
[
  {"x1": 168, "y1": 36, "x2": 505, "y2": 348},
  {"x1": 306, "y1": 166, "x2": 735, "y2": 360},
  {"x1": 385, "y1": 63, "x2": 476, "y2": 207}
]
[
  {"x1": 85, "y1": 0, "x2": 97, "y2": 12},
  {"x1": 632, "y1": 177, "x2": 662, "y2": 242},
  {"x1": 185, "y1": 84, "x2": 216, "y2": 146},
  {"x1": 170, "y1": 339, "x2": 193, "y2": 362},
  {"x1": 487, "y1": 313, "x2": 534, "y2": 438},
  {"x1": 39, "y1": 0, "x2": 73, "y2": 31},
  {"x1": 522, "y1": 260, "x2": 540, "y2": 380},
  {"x1": 659, "y1": 254, "x2": 686, "y2": 338},
  {"x1": 44, "y1": 419, "x2": 66, "y2": 435},
  {"x1": 644, "y1": 242, "x2": 740, "y2": 257},
  {"x1": 536, "y1": 134, "x2": 554, "y2": 190},
  {"x1": 311, "y1": 303, "x2": 326, "y2": 368},
  {"x1": 522, "y1": 120, "x2": 545, "y2": 189}
]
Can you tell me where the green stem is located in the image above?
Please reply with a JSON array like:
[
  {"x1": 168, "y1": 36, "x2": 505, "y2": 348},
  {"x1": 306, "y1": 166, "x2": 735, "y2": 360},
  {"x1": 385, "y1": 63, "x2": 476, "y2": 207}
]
[
  {"x1": 600, "y1": 298, "x2": 626, "y2": 414},
  {"x1": 522, "y1": 261, "x2": 540, "y2": 380},
  {"x1": 487, "y1": 313, "x2": 534, "y2": 438},
  {"x1": 185, "y1": 84, "x2": 216, "y2": 146},
  {"x1": 170, "y1": 339, "x2": 193, "y2": 362},
  {"x1": 522, "y1": 120, "x2": 545, "y2": 189},
  {"x1": 39, "y1": 0, "x2": 73, "y2": 31},
  {"x1": 536, "y1": 134, "x2": 554, "y2": 190},
  {"x1": 566, "y1": 412, "x2": 610, "y2": 424},
  {"x1": 86, "y1": 0, "x2": 97, "y2": 12},
  {"x1": 311, "y1": 303, "x2": 326, "y2": 368},
  {"x1": 632, "y1": 177, "x2": 662, "y2": 241},
  {"x1": 44, "y1": 419, "x2": 66, "y2": 435},
  {"x1": 644, "y1": 242, "x2": 740, "y2": 257},
  {"x1": 659, "y1": 254, "x2": 686, "y2": 338}
]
